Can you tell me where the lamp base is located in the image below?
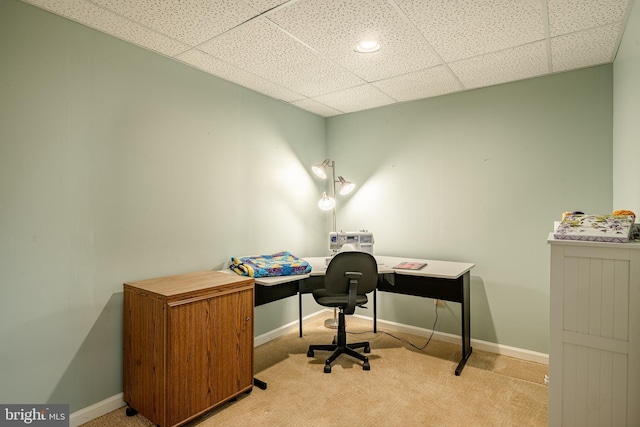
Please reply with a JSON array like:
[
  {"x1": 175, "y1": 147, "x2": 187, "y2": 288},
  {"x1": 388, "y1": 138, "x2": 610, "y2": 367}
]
[
  {"x1": 324, "y1": 308, "x2": 338, "y2": 329},
  {"x1": 324, "y1": 318, "x2": 338, "y2": 329}
]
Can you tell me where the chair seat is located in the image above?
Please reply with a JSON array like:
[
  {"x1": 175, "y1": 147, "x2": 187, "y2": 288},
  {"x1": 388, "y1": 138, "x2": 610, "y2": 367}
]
[{"x1": 312, "y1": 288, "x2": 368, "y2": 308}]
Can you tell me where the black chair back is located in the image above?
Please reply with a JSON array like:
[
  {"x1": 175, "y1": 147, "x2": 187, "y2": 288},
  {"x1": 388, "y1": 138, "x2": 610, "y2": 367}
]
[{"x1": 325, "y1": 251, "x2": 378, "y2": 296}]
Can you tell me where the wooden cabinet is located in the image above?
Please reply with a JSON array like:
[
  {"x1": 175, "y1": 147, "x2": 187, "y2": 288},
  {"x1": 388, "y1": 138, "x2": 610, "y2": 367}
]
[
  {"x1": 548, "y1": 236, "x2": 640, "y2": 426},
  {"x1": 123, "y1": 271, "x2": 254, "y2": 427}
]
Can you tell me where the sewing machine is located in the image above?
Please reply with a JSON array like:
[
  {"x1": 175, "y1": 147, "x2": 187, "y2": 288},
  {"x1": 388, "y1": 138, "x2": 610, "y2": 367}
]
[{"x1": 329, "y1": 230, "x2": 375, "y2": 254}]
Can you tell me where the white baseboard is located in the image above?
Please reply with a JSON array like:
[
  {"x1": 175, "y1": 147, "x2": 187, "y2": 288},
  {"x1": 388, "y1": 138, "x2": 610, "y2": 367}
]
[
  {"x1": 70, "y1": 393, "x2": 125, "y2": 427},
  {"x1": 74, "y1": 311, "x2": 548, "y2": 425},
  {"x1": 259, "y1": 309, "x2": 549, "y2": 364},
  {"x1": 254, "y1": 310, "x2": 326, "y2": 346},
  {"x1": 358, "y1": 315, "x2": 549, "y2": 365}
]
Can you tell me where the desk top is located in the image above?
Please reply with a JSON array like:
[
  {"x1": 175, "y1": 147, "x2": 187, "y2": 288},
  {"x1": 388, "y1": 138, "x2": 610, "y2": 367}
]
[
  {"x1": 376, "y1": 256, "x2": 474, "y2": 279},
  {"x1": 250, "y1": 255, "x2": 474, "y2": 286}
]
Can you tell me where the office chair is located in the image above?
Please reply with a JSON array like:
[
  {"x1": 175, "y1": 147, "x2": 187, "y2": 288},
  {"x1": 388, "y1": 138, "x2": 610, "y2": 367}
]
[{"x1": 307, "y1": 251, "x2": 378, "y2": 373}]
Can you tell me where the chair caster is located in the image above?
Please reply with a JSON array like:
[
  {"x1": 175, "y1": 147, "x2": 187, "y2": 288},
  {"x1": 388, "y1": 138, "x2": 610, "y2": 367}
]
[
  {"x1": 307, "y1": 349, "x2": 314, "y2": 357},
  {"x1": 125, "y1": 407, "x2": 138, "y2": 417},
  {"x1": 364, "y1": 345, "x2": 371, "y2": 353},
  {"x1": 324, "y1": 363, "x2": 332, "y2": 373},
  {"x1": 363, "y1": 358, "x2": 370, "y2": 371}
]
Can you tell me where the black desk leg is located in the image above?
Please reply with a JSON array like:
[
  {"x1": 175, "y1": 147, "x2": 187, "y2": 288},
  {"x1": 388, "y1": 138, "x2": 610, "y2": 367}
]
[
  {"x1": 455, "y1": 271, "x2": 472, "y2": 376},
  {"x1": 298, "y1": 283, "x2": 303, "y2": 337},
  {"x1": 373, "y1": 288, "x2": 377, "y2": 333}
]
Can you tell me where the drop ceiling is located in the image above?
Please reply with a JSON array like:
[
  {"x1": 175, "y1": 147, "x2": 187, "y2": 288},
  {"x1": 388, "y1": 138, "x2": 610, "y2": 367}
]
[{"x1": 23, "y1": 0, "x2": 634, "y2": 117}]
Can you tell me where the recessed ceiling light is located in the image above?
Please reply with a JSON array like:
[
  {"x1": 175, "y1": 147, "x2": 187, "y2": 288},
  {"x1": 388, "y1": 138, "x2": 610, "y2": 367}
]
[{"x1": 354, "y1": 40, "x2": 381, "y2": 53}]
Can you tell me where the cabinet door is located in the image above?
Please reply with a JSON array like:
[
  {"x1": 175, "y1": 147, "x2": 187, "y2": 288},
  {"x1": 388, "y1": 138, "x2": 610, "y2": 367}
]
[
  {"x1": 165, "y1": 297, "x2": 213, "y2": 427},
  {"x1": 210, "y1": 288, "x2": 254, "y2": 400},
  {"x1": 550, "y1": 244, "x2": 640, "y2": 427},
  {"x1": 165, "y1": 288, "x2": 253, "y2": 427}
]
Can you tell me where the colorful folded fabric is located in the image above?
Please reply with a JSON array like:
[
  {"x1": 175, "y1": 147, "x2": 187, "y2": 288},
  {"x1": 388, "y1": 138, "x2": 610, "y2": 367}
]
[
  {"x1": 229, "y1": 251, "x2": 312, "y2": 278},
  {"x1": 554, "y1": 214, "x2": 635, "y2": 243}
]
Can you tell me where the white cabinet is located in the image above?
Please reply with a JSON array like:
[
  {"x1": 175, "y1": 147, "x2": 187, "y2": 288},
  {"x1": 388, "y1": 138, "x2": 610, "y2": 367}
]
[{"x1": 548, "y1": 235, "x2": 640, "y2": 426}]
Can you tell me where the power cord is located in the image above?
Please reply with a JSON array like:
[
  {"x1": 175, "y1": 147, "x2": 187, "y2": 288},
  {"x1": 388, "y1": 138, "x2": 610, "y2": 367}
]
[{"x1": 347, "y1": 304, "x2": 440, "y2": 351}]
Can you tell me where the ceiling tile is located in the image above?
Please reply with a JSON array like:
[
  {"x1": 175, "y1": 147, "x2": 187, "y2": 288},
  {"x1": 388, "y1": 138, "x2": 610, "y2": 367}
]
[
  {"x1": 24, "y1": 0, "x2": 191, "y2": 56},
  {"x1": 372, "y1": 66, "x2": 463, "y2": 102},
  {"x1": 89, "y1": 0, "x2": 258, "y2": 46},
  {"x1": 548, "y1": 0, "x2": 628, "y2": 36},
  {"x1": 268, "y1": 0, "x2": 441, "y2": 82},
  {"x1": 291, "y1": 98, "x2": 343, "y2": 117},
  {"x1": 199, "y1": 17, "x2": 365, "y2": 97},
  {"x1": 312, "y1": 84, "x2": 396, "y2": 113},
  {"x1": 394, "y1": 0, "x2": 546, "y2": 62},
  {"x1": 241, "y1": 0, "x2": 290, "y2": 13},
  {"x1": 449, "y1": 42, "x2": 549, "y2": 90},
  {"x1": 176, "y1": 49, "x2": 304, "y2": 102},
  {"x1": 551, "y1": 23, "x2": 622, "y2": 72}
]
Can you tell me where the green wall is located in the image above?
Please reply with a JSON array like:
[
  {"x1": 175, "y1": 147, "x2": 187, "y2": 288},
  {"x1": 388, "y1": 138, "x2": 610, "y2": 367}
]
[
  {"x1": 613, "y1": 1, "x2": 640, "y2": 214},
  {"x1": 327, "y1": 66, "x2": 613, "y2": 354},
  {"x1": 0, "y1": 0, "x2": 327, "y2": 411}
]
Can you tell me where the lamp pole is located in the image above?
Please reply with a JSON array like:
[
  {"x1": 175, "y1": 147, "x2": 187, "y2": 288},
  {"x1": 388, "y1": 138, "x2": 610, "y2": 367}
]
[
  {"x1": 329, "y1": 160, "x2": 337, "y2": 234},
  {"x1": 312, "y1": 158, "x2": 355, "y2": 329},
  {"x1": 326, "y1": 160, "x2": 338, "y2": 329}
]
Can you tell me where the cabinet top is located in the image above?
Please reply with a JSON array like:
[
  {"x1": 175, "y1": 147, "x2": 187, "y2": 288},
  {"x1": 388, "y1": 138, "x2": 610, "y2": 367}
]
[
  {"x1": 547, "y1": 233, "x2": 640, "y2": 249},
  {"x1": 124, "y1": 270, "x2": 254, "y2": 299}
]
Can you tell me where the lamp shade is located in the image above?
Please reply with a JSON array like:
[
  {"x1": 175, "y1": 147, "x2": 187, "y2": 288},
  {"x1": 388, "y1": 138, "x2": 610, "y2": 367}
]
[
  {"x1": 311, "y1": 159, "x2": 331, "y2": 179},
  {"x1": 312, "y1": 165, "x2": 327, "y2": 179},
  {"x1": 337, "y1": 176, "x2": 355, "y2": 195},
  {"x1": 318, "y1": 192, "x2": 336, "y2": 211}
]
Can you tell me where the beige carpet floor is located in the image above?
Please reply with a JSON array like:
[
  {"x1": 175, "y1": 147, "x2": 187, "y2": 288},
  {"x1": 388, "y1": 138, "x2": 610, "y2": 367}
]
[{"x1": 83, "y1": 315, "x2": 548, "y2": 427}]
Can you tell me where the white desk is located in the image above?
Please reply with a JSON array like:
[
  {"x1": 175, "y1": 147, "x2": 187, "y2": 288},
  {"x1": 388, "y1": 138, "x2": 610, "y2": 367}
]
[
  {"x1": 251, "y1": 255, "x2": 475, "y2": 375},
  {"x1": 254, "y1": 255, "x2": 472, "y2": 281}
]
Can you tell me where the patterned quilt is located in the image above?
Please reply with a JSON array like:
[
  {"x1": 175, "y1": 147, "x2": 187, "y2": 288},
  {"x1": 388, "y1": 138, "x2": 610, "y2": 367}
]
[
  {"x1": 553, "y1": 214, "x2": 635, "y2": 243},
  {"x1": 229, "y1": 251, "x2": 312, "y2": 278}
]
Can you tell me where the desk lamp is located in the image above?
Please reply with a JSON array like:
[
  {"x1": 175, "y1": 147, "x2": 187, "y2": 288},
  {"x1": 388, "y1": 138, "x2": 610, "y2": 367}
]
[{"x1": 312, "y1": 159, "x2": 356, "y2": 328}]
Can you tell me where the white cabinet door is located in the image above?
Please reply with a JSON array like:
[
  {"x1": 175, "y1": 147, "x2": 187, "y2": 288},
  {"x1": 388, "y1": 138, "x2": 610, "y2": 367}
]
[{"x1": 549, "y1": 237, "x2": 640, "y2": 427}]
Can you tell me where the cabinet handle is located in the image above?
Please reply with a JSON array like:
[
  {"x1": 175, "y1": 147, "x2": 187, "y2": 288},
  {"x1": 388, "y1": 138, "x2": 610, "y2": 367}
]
[{"x1": 245, "y1": 317, "x2": 251, "y2": 321}]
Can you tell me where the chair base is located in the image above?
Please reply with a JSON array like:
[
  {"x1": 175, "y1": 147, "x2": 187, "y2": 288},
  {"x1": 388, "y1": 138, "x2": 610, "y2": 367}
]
[{"x1": 307, "y1": 312, "x2": 371, "y2": 373}]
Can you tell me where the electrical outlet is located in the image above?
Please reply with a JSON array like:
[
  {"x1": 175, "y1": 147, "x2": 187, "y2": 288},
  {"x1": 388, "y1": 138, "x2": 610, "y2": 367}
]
[{"x1": 434, "y1": 299, "x2": 445, "y2": 308}]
